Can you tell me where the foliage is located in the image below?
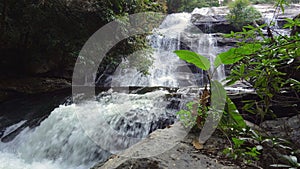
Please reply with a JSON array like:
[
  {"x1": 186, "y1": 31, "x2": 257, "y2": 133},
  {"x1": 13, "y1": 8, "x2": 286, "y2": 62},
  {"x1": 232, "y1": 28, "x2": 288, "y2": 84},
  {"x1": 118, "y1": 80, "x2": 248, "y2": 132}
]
[
  {"x1": 249, "y1": 0, "x2": 300, "y2": 4},
  {"x1": 221, "y1": 124, "x2": 300, "y2": 167},
  {"x1": 221, "y1": 17, "x2": 300, "y2": 121},
  {"x1": 174, "y1": 49, "x2": 246, "y2": 130},
  {"x1": 222, "y1": 96, "x2": 247, "y2": 129},
  {"x1": 223, "y1": 136, "x2": 261, "y2": 163},
  {"x1": 222, "y1": 126, "x2": 263, "y2": 163},
  {"x1": 0, "y1": 0, "x2": 167, "y2": 78},
  {"x1": 226, "y1": 0, "x2": 261, "y2": 30},
  {"x1": 176, "y1": 101, "x2": 207, "y2": 127}
]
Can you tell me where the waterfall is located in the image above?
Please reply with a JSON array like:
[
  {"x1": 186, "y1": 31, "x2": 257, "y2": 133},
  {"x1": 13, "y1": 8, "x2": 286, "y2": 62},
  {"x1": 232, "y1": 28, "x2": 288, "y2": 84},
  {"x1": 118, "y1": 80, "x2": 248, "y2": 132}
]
[
  {"x1": 111, "y1": 12, "x2": 225, "y2": 87},
  {"x1": 264, "y1": 13, "x2": 279, "y2": 29},
  {"x1": 0, "y1": 11, "x2": 226, "y2": 169}
]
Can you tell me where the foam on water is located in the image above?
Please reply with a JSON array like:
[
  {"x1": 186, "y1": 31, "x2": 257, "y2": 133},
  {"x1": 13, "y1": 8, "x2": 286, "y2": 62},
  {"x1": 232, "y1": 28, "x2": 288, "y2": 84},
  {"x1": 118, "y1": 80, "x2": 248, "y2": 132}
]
[{"x1": 0, "y1": 90, "x2": 174, "y2": 169}]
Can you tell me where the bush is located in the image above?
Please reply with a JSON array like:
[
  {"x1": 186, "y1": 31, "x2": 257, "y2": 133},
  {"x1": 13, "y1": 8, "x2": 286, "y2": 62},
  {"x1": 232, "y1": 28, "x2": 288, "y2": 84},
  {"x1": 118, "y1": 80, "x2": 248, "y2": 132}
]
[{"x1": 226, "y1": 0, "x2": 261, "y2": 30}]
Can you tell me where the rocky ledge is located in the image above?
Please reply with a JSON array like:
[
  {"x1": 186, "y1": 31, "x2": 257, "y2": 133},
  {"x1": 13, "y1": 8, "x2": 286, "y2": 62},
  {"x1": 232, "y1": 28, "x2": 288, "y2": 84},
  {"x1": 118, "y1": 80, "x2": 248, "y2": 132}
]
[
  {"x1": 191, "y1": 4, "x2": 300, "y2": 33},
  {"x1": 92, "y1": 122, "x2": 239, "y2": 169},
  {"x1": 93, "y1": 114, "x2": 300, "y2": 169},
  {"x1": 0, "y1": 77, "x2": 71, "y2": 102}
]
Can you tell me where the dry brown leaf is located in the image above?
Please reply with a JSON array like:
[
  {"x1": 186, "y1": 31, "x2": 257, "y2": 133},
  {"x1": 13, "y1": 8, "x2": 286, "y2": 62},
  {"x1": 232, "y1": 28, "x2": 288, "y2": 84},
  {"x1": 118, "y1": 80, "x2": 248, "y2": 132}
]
[{"x1": 192, "y1": 139, "x2": 203, "y2": 150}]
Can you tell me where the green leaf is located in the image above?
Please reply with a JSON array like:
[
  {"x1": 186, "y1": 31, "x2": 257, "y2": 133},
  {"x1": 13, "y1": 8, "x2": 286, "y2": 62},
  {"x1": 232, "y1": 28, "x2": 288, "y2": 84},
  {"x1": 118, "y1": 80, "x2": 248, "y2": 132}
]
[
  {"x1": 217, "y1": 43, "x2": 262, "y2": 65},
  {"x1": 198, "y1": 81, "x2": 226, "y2": 144},
  {"x1": 214, "y1": 55, "x2": 223, "y2": 68},
  {"x1": 240, "y1": 63, "x2": 245, "y2": 75},
  {"x1": 296, "y1": 48, "x2": 300, "y2": 56},
  {"x1": 226, "y1": 97, "x2": 247, "y2": 129},
  {"x1": 211, "y1": 80, "x2": 227, "y2": 111},
  {"x1": 232, "y1": 137, "x2": 245, "y2": 148},
  {"x1": 217, "y1": 48, "x2": 241, "y2": 65},
  {"x1": 174, "y1": 50, "x2": 210, "y2": 70},
  {"x1": 239, "y1": 43, "x2": 262, "y2": 55},
  {"x1": 287, "y1": 78, "x2": 300, "y2": 85}
]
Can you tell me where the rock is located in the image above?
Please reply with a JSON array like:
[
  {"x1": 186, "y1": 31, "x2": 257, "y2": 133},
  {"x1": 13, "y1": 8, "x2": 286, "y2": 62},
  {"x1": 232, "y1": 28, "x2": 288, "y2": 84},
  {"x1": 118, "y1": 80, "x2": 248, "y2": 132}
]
[
  {"x1": 191, "y1": 4, "x2": 300, "y2": 33},
  {"x1": 260, "y1": 114, "x2": 300, "y2": 148},
  {"x1": 0, "y1": 88, "x2": 70, "y2": 141},
  {"x1": 212, "y1": 33, "x2": 238, "y2": 47},
  {"x1": 93, "y1": 122, "x2": 239, "y2": 169},
  {"x1": 255, "y1": 4, "x2": 300, "y2": 28},
  {"x1": 191, "y1": 7, "x2": 238, "y2": 33},
  {"x1": 0, "y1": 77, "x2": 71, "y2": 102}
]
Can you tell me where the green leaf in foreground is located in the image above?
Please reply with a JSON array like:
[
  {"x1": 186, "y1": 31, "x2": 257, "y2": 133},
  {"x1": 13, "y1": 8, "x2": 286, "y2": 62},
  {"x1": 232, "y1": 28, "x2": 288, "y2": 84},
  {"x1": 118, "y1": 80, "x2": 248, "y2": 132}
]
[
  {"x1": 174, "y1": 50, "x2": 210, "y2": 70},
  {"x1": 214, "y1": 55, "x2": 223, "y2": 68},
  {"x1": 226, "y1": 97, "x2": 246, "y2": 129},
  {"x1": 217, "y1": 43, "x2": 262, "y2": 65},
  {"x1": 217, "y1": 48, "x2": 242, "y2": 65}
]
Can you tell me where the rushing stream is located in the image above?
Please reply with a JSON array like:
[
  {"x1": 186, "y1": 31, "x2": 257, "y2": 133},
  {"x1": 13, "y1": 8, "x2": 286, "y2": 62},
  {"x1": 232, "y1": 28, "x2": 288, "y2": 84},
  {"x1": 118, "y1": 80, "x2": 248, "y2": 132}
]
[
  {"x1": 0, "y1": 90, "x2": 178, "y2": 169},
  {"x1": 0, "y1": 6, "x2": 288, "y2": 169}
]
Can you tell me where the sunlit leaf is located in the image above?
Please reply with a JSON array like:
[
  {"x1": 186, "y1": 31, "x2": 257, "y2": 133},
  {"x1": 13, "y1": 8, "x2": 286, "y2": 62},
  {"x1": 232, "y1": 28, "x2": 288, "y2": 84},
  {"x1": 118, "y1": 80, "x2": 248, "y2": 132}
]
[
  {"x1": 174, "y1": 50, "x2": 210, "y2": 70},
  {"x1": 217, "y1": 48, "x2": 242, "y2": 64}
]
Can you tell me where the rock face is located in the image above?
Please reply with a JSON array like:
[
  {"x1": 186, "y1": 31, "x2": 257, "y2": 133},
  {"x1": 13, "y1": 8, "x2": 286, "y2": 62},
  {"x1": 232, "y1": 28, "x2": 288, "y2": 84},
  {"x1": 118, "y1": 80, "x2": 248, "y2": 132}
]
[
  {"x1": 191, "y1": 4, "x2": 300, "y2": 33},
  {"x1": 191, "y1": 7, "x2": 238, "y2": 33},
  {"x1": 260, "y1": 114, "x2": 300, "y2": 148},
  {"x1": 0, "y1": 77, "x2": 71, "y2": 102},
  {"x1": 93, "y1": 122, "x2": 239, "y2": 169}
]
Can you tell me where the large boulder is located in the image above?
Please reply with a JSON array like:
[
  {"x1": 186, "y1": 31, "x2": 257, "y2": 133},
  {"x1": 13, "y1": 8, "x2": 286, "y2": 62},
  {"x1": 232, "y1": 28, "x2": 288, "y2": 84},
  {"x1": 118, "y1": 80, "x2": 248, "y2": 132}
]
[
  {"x1": 191, "y1": 7, "x2": 238, "y2": 33},
  {"x1": 93, "y1": 122, "x2": 239, "y2": 169}
]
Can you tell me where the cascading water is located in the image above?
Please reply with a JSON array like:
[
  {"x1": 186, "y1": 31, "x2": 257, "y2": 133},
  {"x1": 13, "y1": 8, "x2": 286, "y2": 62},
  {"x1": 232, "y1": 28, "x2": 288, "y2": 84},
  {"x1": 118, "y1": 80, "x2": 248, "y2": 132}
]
[
  {"x1": 0, "y1": 90, "x2": 178, "y2": 169},
  {"x1": 111, "y1": 12, "x2": 225, "y2": 87}
]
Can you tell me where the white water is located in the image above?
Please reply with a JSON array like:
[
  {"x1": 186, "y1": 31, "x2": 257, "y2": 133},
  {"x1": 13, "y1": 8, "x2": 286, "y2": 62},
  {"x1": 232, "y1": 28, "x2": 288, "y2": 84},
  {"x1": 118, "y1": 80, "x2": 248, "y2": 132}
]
[
  {"x1": 0, "y1": 105, "x2": 105, "y2": 169},
  {"x1": 0, "y1": 90, "x2": 175, "y2": 169},
  {"x1": 111, "y1": 12, "x2": 225, "y2": 87}
]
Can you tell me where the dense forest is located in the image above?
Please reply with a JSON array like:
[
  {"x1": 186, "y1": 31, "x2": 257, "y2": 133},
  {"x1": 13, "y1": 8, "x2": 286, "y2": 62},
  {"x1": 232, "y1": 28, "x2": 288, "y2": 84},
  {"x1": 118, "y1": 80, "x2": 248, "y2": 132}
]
[{"x1": 0, "y1": 0, "x2": 167, "y2": 80}]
